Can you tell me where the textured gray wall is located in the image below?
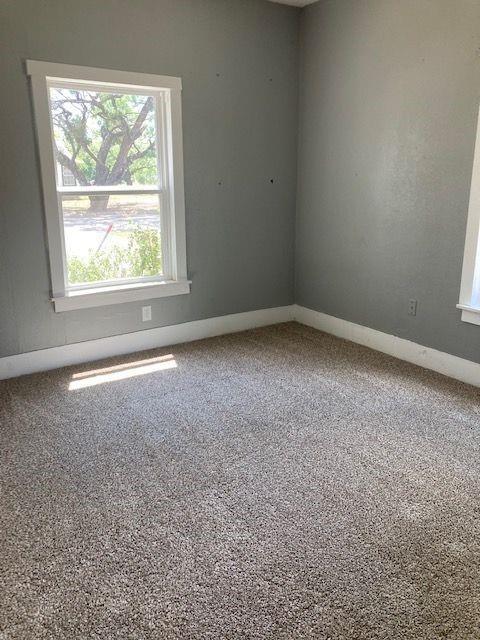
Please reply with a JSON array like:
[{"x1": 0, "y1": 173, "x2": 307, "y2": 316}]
[
  {"x1": 296, "y1": 0, "x2": 480, "y2": 363},
  {"x1": 4, "y1": 0, "x2": 480, "y2": 365},
  {"x1": 0, "y1": 0, "x2": 298, "y2": 357}
]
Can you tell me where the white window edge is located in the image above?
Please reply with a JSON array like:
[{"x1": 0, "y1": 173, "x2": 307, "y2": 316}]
[
  {"x1": 27, "y1": 60, "x2": 188, "y2": 312},
  {"x1": 456, "y1": 304, "x2": 480, "y2": 326},
  {"x1": 458, "y1": 103, "x2": 480, "y2": 325},
  {"x1": 26, "y1": 60, "x2": 182, "y2": 91},
  {"x1": 53, "y1": 279, "x2": 191, "y2": 312}
]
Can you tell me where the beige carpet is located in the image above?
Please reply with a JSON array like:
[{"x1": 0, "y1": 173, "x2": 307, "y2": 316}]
[{"x1": 1, "y1": 322, "x2": 479, "y2": 639}]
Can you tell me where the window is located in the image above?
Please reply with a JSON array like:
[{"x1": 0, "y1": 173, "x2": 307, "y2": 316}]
[
  {"x1": 458, "y1": 104, "x2": 480, "y2": 325},
  {"x1": 60, "y1": 166, "x2": 76, "y2": 187},
  {"x1": 27, "y1": 61, "x2": 189, "y2": 312}
]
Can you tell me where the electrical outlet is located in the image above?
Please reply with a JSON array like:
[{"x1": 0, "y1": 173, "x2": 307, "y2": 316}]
[
  {"x1": 142, "y1": 305, "x2": 152, "y2": 322},
  {"x1": 408, "y1": 299, "x2": 417, "y2": 316}
]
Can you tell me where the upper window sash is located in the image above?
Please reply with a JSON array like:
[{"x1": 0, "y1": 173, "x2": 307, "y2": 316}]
[{"x1": 47, "y1": 79, "x2": 165, "y2": 191}]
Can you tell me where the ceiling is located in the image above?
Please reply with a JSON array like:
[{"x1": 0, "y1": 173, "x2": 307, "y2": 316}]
[{"x1": 268, "y1": 0, "x2": 318, "y2": 6}]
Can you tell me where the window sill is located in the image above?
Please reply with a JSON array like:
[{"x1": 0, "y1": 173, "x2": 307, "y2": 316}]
[
  {"x1": 53, "y1": 279, "x2": 191, "y2": 312},
  {"x1": 457, "y1": 303, "x2": 480, "y2": 326}
]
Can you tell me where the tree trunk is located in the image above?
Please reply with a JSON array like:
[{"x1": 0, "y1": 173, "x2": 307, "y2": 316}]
[{"x1": 88, "y1": 195, "x2": 110, "y2": 212}]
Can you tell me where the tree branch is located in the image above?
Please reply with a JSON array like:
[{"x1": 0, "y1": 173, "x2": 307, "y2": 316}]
[
  {"x1": 54, "y1": 146, "x2": 88, "y2": 186},
  {"x1": 107, "y1": 97, "x2": 154, "y2": 184}
]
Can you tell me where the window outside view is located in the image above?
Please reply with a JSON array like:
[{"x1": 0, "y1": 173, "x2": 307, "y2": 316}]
[{"x1": 49, "y1": 87, "x2": 163, "y2": 287}]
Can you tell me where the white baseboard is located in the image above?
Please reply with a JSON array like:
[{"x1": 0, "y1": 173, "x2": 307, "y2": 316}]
[
  {"x1": 2, "y1": 303, "x2": 479, "y2": 387},
  {"x1": 294, "y1": 305, "x2": 480, "y2": 388},
  {"x1": 0, "y1": 305, "x2": 295, "y2": 380}
]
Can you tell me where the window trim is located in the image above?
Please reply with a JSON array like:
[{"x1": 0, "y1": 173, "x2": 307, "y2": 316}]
[
  {"x1": 27, "y1": 61, "x2": 189, "y2": 312},
  {"x1": 52, "y1": 280, "x2": 191, "y2": 313},
  {"x1": 458, "y1": 103, "x2": 480, "y2": 326}
]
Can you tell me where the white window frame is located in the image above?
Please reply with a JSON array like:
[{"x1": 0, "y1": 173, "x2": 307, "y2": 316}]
[
  {"x1": 458, "y1": 103, "x2": 480, "y2": 325},
  {"x1": 27, "y1": 61, "x2": 190, "y2": 312}
]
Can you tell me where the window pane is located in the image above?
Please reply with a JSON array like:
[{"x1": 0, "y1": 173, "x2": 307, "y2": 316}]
[
  {"x1": 49, "y1": 87, "x2": 159, "y2": 187},
  {"x1": 62, "y1": 194, "x2": 163, "y2": 286}
]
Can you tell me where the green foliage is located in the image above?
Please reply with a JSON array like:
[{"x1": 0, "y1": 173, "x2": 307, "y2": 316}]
[
  {"x1": 68, "y1": 228, "x2": 162, "y2": 285},
  {"x1": 51, "y1": 88, "x2": 157, "y2": 186}
]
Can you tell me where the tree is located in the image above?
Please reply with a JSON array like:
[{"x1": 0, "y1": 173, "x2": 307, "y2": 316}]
[{"x1": 50, "y1": 88, "x2": 157, "y2": 210}]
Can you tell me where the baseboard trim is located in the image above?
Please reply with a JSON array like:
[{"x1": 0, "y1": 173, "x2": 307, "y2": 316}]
[
  {"x1": 0, "y1": 305, "x2": 295, "y2": 380},
  {"x1": 2, "y1": 304, "x2": 479, "y2": 387},
  {"x1": 294, "y1": 305, "x2": 480, "y2": 388}
]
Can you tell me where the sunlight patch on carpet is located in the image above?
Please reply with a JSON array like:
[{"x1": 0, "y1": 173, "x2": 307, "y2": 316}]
[{"x1": 69, "y1": 354, "x2": 177, "y2": 389}]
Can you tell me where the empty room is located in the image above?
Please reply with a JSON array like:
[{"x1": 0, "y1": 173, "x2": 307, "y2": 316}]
[{"x1": 1, "y1": 0, "x2": 480, "y2": 637}]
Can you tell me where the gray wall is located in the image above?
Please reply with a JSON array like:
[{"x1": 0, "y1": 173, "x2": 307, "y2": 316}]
[
  {"x1": 0, "y1": 0, "x2": 299, "y2": 357},
  {"x1": 3, "y1": 0, "x2": 480, "y2": 365},
  {"x1": 296, "y1": 0, "x2": 480, "y2": 363}
]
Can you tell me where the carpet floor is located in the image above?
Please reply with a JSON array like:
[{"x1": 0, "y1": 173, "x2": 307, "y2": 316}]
[{"x1": 1, "y1": 322, "x2": 479, "y2": 639}]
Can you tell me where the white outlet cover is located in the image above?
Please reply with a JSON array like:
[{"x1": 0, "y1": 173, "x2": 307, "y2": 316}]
[{"x1": 142, "y1": 306, "x2": 152, "y2": 322}]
